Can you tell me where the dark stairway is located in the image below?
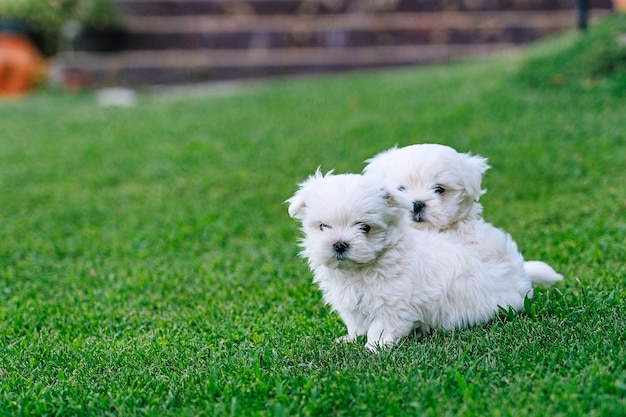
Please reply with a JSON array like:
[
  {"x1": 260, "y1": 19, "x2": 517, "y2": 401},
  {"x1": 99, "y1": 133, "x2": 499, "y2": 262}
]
[{"x1": 56, "y1": 0, "x2": 613, "y2": 87}]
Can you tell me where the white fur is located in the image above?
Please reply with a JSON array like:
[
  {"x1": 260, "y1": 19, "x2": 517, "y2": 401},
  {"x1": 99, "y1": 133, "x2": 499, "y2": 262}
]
[
  {"x1": 287, "y1": 171, "x2": 536, "y2": 351},
  {"x1": 364, "y1": 143, "x2": 562, "y2": 286}
]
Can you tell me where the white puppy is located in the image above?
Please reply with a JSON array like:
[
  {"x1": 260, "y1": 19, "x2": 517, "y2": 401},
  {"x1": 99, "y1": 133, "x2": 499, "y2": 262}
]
[
  {"x1": 287, "y1": 171, "x2": 540, "y2": 351},
  {"x1": 363, "y1": 143, "x2": 562, "y2": 285}
]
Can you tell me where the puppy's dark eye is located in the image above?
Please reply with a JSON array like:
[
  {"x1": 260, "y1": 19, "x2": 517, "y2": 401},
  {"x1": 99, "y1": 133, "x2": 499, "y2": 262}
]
[
  {"x1": 398, "y1": 186, "x2": 406, "y2": 191},
  {"x1": 433, "y1": 186, "x2": 445, "y2": 195},
  {"x1": 358, "y1": 223, "x2": 371, "y2": 234},
  {"x1": 320, "y1": 223, "x2": 332, "y2": 231}
]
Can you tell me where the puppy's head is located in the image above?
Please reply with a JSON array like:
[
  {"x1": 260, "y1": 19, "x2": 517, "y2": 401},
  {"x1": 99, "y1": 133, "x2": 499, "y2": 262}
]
[
  {"x1": 287, "y1": 170, "x2": 408, "y2": 270},
  {"x1": 364, "y1": 144, "x2": 489, "y2": 230}
]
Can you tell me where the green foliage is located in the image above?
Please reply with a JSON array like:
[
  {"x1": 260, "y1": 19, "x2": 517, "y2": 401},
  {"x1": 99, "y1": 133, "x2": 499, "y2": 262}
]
[
  {"x1": 0, "y1": 0, "x2": 77, "y2": 55},
  {"x1": 517, "y1": 13, "x2": 626, "y2": 93},
  {"x1": 0, "y1": 0, "x2": 119, "y2": 55},
  {"x1": 1, "y1": 18, "x2": 625, "y2": 415},
  {"x1": 74, "y1": 0, "x2": 120, "y2": 29}
]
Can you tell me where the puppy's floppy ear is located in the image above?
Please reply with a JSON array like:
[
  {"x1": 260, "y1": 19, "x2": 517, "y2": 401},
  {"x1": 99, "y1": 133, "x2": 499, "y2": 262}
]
[
  {"x1": 286, "y1": 168, "x2": 327, "y2": 220},
  {"x1": 286, "y1": 192, "x2": 307, "y2": 220},
  {"x1": 460, "y1": 153, "x2": 490, "y2": 200}
]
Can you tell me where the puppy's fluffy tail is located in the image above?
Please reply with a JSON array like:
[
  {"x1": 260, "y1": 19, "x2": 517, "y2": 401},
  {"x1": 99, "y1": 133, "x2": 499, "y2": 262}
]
[{"x1": 524, "y1": 261, "x2": 563, "y2": 287}]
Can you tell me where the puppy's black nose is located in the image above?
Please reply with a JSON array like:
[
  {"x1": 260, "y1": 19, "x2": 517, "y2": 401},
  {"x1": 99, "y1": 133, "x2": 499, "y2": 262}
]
[
  {"x1": 413, "y1": 201, "x2": 425, "y2": 213},
  {"x1": 333, "y1": 241, "x2": 350, "y2": 254}
]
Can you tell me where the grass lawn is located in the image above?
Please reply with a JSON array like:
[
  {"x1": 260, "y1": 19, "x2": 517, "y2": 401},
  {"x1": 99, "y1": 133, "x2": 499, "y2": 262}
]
[{"x1": 1, "y1": 15, "x2": 625, "y2": 417}]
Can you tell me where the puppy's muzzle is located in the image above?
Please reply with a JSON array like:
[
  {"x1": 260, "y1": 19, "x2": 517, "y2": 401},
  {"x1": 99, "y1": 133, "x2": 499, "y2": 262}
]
[
  {"x1": 333, "y1": 241, "x2": 350, "y2": 260},
  {"x1": 412, "y1": 201, "x2": 426, "y2": 223}
]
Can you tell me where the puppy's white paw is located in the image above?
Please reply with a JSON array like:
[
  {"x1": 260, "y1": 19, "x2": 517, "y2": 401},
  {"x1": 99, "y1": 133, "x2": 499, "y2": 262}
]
[
  {"x1": 335, "y1": 334, "x2": 356, "y2": 343},
  {"x1": 365, "y1": 339, "x2": 395, "y2": 353},
  {"x1": 365, "y1": 341, "x2": 380, "y2": 353}
]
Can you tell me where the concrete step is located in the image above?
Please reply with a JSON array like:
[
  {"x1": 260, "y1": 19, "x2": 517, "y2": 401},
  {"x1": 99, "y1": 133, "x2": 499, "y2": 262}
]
[
  {"x1": 57, "y1": 0, "x2": 612, "y2": 87},
  {"x1": 58, "y1": 43, "x2": 515, "y2": 86},
  {"x1": 119, "y1": 11, "x2": 578, "y2": 50},
  {"x1": 115, "y1": 0, "x2": 612, "y2": 16}
]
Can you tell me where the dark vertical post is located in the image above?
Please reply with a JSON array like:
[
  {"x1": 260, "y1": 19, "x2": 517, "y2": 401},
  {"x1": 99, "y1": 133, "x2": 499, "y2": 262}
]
[{"x1": 577, "y1": 0, "x2": 589, "y2": 30}]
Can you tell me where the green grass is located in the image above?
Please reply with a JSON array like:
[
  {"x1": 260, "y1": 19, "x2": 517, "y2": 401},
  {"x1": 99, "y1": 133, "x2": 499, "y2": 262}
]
[
  {"x1": 517, "y1": 13, "x2": 626, "y2": 93},
  {"x1": 1, "y1": 15, "x2": 625, "y2": 416}
]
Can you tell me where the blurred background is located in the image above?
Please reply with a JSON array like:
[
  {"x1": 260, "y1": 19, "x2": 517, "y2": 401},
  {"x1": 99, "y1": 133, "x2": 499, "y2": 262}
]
[{"x1": 0, "y1": 0, "x2": 618, "y2": 95}]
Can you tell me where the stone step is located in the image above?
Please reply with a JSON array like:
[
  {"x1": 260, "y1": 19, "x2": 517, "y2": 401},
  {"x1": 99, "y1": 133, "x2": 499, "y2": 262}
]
[
  {"x1": 59, "y1": 43, "x2": 514, "y2": 86},
  {"x1": 115, "y1": 0, "x2": 612, "y2": 16},
  {"x1": 122, "y1": 10, "x2": 580, "y2": 30},
  {"x1": 119, "y1": 11, "x2": 578, "y2": 50},
  {"x1": 59, "y1": 1, "x2": 612, "y2": 87}
]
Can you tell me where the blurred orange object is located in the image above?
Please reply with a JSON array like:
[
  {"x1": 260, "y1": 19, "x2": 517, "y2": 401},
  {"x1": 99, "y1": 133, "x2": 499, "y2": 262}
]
[{"x1": 0, "y1": 32, "x2": 47, "y2": 97}]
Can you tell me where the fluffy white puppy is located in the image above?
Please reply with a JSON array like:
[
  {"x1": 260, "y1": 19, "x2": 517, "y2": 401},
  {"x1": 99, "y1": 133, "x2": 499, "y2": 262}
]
[
  {"x1": 363, "y1": 143, "x2": 562, "y2": 285},
  {"x1": 287, "y1": 171, "x2": 540, "y2": 351}
]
